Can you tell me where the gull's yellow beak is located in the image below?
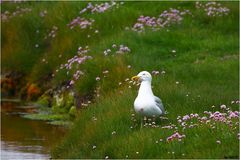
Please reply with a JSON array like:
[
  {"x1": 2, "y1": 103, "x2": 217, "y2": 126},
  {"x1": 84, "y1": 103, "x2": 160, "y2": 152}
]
[{"x1": 131, "y1": 75, "x2": 140, "y2": 81}]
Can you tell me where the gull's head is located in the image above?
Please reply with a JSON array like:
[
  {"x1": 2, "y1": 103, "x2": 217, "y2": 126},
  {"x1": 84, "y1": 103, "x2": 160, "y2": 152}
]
[{"x1": 131, "y1": 71, "x2": 152, "y2": 82}]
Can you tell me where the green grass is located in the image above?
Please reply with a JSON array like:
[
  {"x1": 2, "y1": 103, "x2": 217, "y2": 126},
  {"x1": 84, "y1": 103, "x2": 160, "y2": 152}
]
[{"x1": 1, "y1": 1, "x2": 239, "y2": 159}]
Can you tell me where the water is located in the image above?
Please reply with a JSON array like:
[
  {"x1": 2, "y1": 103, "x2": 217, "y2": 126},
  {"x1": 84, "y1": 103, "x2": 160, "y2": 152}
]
[{"x1": 1, "y1": 101, "x2": 67, "y2": 159}]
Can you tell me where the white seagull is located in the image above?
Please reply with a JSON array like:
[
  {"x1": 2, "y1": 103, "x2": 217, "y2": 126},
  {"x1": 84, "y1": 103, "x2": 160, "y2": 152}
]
[{"x1": 131, "y1": 71, "x2": 165, "y2": 117}]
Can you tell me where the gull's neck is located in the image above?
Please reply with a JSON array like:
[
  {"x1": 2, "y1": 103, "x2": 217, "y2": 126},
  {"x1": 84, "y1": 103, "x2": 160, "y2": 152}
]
[{"x1": 138, "y1": 80, "x2": 154, "y2": 97}]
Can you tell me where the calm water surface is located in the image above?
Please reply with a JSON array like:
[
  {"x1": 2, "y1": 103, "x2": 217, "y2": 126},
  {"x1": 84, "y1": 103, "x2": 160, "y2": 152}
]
[{"x1": 1, "y1": 101, "x2": 67, "y2": 159}]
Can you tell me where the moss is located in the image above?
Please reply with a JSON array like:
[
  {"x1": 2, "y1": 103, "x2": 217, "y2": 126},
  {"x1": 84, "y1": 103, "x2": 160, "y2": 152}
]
[
  {"x1": 1, "y1": 1, "x2": 238, "y2": 158},
  {"x1": 22, "y1": 90, "x2": 77, "y2": 125},
  {"x1": 65, "y1": 92, "x2": 75, "y2": 112},
  {"x1": 68, "y1": 106, "x2": 77, "y2": 117},
  {"x1": 37, "y1": 95, "x2": 49, "y2": 107},
  {"x1": 52, "y1": 94, "x2": 65, "y2": 114},
  {"x1": 22, "y1": 113, "x2": 69, "y2": 121},
  {"x1": 52, "y1": 91, "x2": 75, "y2": 114}
]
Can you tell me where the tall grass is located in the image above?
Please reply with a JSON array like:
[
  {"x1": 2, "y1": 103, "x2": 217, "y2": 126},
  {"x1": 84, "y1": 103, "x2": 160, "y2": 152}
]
[{"x1": 1, "y1": 1, "x2": 239, "y2": 159}]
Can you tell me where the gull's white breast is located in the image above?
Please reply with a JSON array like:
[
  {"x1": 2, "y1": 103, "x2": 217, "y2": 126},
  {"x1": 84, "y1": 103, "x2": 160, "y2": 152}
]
[{"x1": 134, "y1": 95, "x2": 162, "y2": 116}]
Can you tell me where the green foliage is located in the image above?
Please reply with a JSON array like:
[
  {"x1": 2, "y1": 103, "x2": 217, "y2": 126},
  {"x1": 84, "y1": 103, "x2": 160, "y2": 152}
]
[
  {"x1": 37, "y1": 95, "x2": 49, "y2": 107},
  {"x1": 1, "y1": 1, "x2": 239, "y2": 159},
  {"x1": 52, "y1": 88, "x2": 239, "y2": 159},
  {"x1": 65, "y1": 92, "x2": 75, "y2": 111},
  {"x1": 52, "y1": 94, "x2": 64, "y2": 114},
  {"x1": 52, "y1": 92, "x2": 74, "y2": 114},
  {"x1": 68, "y1": 106, "x2": 77, "y2": 118}
]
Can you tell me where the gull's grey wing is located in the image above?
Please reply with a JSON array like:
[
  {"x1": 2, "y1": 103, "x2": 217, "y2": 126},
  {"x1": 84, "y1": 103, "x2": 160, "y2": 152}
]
[{"x1": 154, "y1": 96, "x2": 165, "y2": 114}]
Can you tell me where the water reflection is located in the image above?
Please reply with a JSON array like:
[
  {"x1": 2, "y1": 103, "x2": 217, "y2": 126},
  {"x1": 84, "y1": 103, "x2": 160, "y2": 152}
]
[{"x1": 1, "y1": 101, "x2": 67, "y2": 159}]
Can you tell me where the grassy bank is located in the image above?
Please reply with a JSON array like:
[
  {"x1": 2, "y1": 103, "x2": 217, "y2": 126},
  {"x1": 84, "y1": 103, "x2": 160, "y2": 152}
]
[{"x1": 1, "y1": 1, "x2": 239, "y2": 159}]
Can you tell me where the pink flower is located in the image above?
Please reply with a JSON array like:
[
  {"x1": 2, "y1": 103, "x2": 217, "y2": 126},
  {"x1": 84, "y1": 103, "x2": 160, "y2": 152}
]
[
  {"x1": 220, "y1": 104, "x2": 226, "y2": 109},
  {"x1": 182, "y1": 115, "x2": 190, "y2": 121},
  {"x1": 167, "y1": 132, "x2": 185, "y2": 142},
  {"x1": 70, "y1": 80, "x2": 75, "y2": 85},
  {"x1": 96, "y1": 77, "x2": 100, "y2": 81},
  {"x1": 132, "y1": 8, "x2": 191, "y2": 32},
  {"x1": 201, "y1": 116, "x2": 208, "y2": 121},
  {"x1": 196, "y1": 2, "x2": 229, "y2": 17},
  {"x1": 228, "y1": 111, "x2": 239, "y2": 119}
]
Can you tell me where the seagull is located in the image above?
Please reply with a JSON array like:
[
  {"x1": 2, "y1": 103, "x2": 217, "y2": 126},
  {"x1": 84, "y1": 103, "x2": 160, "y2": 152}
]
[{"x1": 131, "y1": 71, "x2": 165, "y2": 119}]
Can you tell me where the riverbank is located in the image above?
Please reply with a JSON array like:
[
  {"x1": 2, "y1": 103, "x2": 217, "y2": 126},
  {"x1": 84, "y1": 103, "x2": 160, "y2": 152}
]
[
  {"x1": 1, "y1": 1, "x2": 239, "y2": 159},
  {"x1": 1, "y1": 101, "x2": 67, "y2": 159},
  {"x1": 21, "y1": 101, "x2": 73, "y2": 126}
]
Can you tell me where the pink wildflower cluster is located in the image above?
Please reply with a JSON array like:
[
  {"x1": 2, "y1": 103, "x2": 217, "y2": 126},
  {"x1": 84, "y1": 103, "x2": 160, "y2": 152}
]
[
  {"x1": 103, "y1": 44, "x2": 131, "y2": 56},
  {"x1": 1, "y1": 7, "x2": 32, "y2": 22},
  {"x1": 44, "y1": 26, "x2": 58, "y2": 39},
  {"x1": 132, "y1": 8, "x2": 191, "y2": 32},
  {"x1": 177, "y1": 114, "x2": 199, "y2": 129},
  {"x1": 167, "y1": 132, "x2": 186, "y2": 142},
  {"x1": 79, "y1": 1, "x2": 123, "y2": 15},
  {"x1": 196, "y1": 2, "x2": 230, "y2": 17},
  {"x1": 67, "y1": 17, "x2": 94, "y2": 30},
  {"x1": 209, "y1": 111, "x2": 227, "y2": 122},
  {"x1": 176, "y1": 105, "x2": 239, "y2": 131},
  {"x1": 59, "y1": 46, "x2": 92, "y2": 70},
  {"x1": 69, "y1": 70, "x2": 84, "y2": 86},
  {"x1": 228, "y1": 111, "x2": 239, "y2": 119},
  {"x1": 64, "y1": 55, "x2": 91, "y2": 70},
  {"x1": 164, "y1": 105, "x2": 239, "y2": 143},
  {"x1": 56, "y1": 46, "x2": 92, "y2": 87},
  {"x1": 205, "y1": 107, "x2": 239, "y2": 122}
]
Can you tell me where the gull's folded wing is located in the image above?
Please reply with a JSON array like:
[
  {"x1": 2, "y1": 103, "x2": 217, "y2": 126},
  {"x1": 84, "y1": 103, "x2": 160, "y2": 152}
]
[{"x1": 154, "y1": 96, "x2": 165, "y2": 114}]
